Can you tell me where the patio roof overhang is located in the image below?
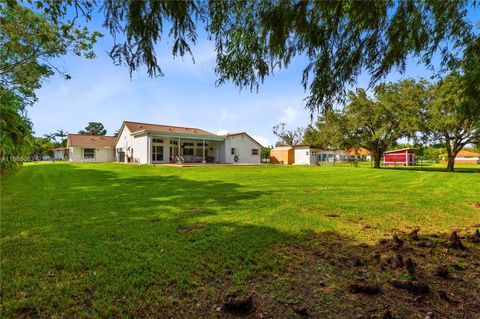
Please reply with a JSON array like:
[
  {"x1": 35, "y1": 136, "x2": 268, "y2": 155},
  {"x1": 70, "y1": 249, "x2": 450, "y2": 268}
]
[{"x1": 132, "y1": 129, "x2": 225, "y2": 141}]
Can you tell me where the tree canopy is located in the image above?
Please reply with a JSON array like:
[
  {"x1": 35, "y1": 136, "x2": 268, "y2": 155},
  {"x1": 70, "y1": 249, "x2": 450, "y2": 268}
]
[
  {"x1": 272, "y1": 122, "x2": 304, "y2": 146},
  {"x1": 306, "y1": 80, "x2": 427, "y2": 168},
  {"x1": 79, "y1": 122, "x2": 107, "y2": 135},
  {"x1": 0, "y1": 88, "x2": 33, "y2": 172},
  {"x1": 11, "y1": 0, "x2": 478, "y2": 112},
  {"x1": 0, "y1": 1, "x2": 101, "y2": 103},
  {"x1": 423, "y1": 73, "x2": 480, "y2": 171},
  {"x1": 0, "y1": 1, "x2": 100, "y2": 171}
]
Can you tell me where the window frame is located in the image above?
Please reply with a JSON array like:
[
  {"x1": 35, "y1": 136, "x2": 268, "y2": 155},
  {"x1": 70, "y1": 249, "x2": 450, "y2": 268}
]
[
  {"x1": 152, "y1": 145, "x2": 164, "y2": 161},
  {"x1": 83, "y1": 148, "x2": 95, "y2": 158},
  {"x1": 183, "y1": 148, "x2": 194, "y2": 156}
]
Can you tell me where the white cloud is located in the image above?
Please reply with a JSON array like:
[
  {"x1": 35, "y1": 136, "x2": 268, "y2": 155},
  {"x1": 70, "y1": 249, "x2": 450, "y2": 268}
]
[
  {"x1": 220, "y1": 109, "x2": 235, "y2": 122},
  {"x1": 279, "y1": 106, "x2": 297, "y2": 124},
  {"x1": 216, "y1": 130, "x2": 230, "y2": 136},
  {"x1": 251, "y1": 135, "x2": 269, "y2": 147}
]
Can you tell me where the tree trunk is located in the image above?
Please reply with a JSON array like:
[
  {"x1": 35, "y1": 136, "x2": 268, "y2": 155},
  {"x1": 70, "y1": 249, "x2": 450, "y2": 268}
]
[
  {"x1": 373, "y1": 153, "x2": 382, "y2": 168},
  {"x1": 446, "y1": 154, "x2": 455, "y2": 172}
]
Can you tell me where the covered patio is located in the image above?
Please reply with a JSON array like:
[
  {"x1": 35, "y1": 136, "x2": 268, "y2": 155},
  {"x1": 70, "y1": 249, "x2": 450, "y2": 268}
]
[{"x1": 146, "y1": 133, "x2": 225, "y2": 164}]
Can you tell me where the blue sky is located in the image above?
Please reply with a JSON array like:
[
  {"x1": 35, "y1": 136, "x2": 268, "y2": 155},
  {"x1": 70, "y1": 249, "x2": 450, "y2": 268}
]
[{"x1": 30, "y1": 7, "x2": 479, "y2": 147}]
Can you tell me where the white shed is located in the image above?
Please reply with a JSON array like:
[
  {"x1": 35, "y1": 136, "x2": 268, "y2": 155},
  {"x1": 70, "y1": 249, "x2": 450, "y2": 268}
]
[{"x1": 294, "y1": 145, "x2": 319, "y2": 165}]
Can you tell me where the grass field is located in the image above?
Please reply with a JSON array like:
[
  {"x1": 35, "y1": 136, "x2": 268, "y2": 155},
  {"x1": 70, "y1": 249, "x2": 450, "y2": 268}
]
[{"x1": 1, "y1": 163, "x2": 479, "y2": 318}]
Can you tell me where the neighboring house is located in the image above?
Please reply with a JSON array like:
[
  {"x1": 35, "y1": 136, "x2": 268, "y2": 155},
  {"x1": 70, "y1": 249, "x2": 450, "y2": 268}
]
[
  {"x1": 53, "y1": 147, "x2": 65, "y2": 160},
  {"x1": 68, "y1": 121, "x2": 262, "y2": 164},
  {"x1": 384, "y1": 148, "x2": 416, "y2": 166},
  {"x1": 346, "y1": 148, "x2": 372, "y2": 161},
  {"x1": 318, "y1": 150, "x2": 350, "y2": 163},
  {"x1": 294, "y1": 145, "x2": 320, "y2": 165},
  {"x1": 67, "y1": 134, "x2": 117, "y2": 162},
  {"x1": 269, "y1": 146, "x2": 294, "y2": 164},
  {"x1": 440, "y1": 150, "x2": 480, "y2": 164}
]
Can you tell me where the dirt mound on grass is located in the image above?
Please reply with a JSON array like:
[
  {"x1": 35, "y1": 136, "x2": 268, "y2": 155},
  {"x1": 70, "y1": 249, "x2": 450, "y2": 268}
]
[{"x1": 240, "y1": 229, "x2": 480, "y2": 319}]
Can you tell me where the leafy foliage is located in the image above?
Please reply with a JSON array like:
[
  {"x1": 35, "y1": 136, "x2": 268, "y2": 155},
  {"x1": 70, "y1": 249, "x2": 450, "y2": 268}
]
[
  {"x1": 0, "y1": 1, "x2": 101, "y2": 171},
  {"x1": 103, "y1": 0, "x2": 198, "y2": 77},
  {"x1": 9, "y1": 1, "x2": 477, "y2": 113},
  {"x1": 423, "y1": 73, "x2": 480, "y2": 171},
  {"x1": 303, "y1": 112, "x2": 344, "y2": 149},
  {"x1": 79, "y1": 122, "x2": 107, "y2": 135},
  {"x1": 272, "y1": 122, "x2": 304, "y2": 146},
  {"x1": 0, "y1": 1, "x2": 102, "y2": 103},
  {"x1": 0, "y1": 88, "x2": 33, "y2": 172},
  {"x1": 102, "y1": 0, "x2": 475, "y2": 111},
  {"x1": 307, "y1": 81, "x2": 427, "y2": 168}
]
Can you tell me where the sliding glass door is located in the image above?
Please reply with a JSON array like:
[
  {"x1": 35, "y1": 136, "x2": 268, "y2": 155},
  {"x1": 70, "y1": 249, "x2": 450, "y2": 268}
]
[{"x1": 152, "y1": 138, "x2": 164, "y2": 162}]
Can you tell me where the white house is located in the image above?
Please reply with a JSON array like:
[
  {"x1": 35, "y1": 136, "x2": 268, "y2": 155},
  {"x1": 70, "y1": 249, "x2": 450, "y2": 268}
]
[
  {"x1": 67, "y1": 135, "x2": 117, "y2": 162},
  {"x1": 293, "y1": 145, "x2": 319, "y2": 165},
  {"x1": 67, "y1": 121, "x2": 262, "y2": 164}
]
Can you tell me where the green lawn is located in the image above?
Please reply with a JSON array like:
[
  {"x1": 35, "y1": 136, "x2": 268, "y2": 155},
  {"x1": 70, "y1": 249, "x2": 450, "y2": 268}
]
[{"x1": 1, "y1": 163, "x2": 479, "y2": 317}]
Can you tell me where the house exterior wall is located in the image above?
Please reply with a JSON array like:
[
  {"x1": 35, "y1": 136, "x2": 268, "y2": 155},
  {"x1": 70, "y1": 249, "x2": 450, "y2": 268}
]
[
  {"x1": 68, "y1": 146, "x2": 82, "y2": 161},
  {"x1": 222, "y1": 134, "x2": 261, "y2": 164},
  {"x1": 115, "y1": 126, "x2": 133, "y2": 162},
  {"x1": 95, "y1": 148, "x2": 115, "y2": 162},
  {"x1": 131, "y1": 134, "x2": 149, "y2": 164},
  {"x1": 294, "y1": 147, "x2": 319, "y2": 165},
  {"x1": 68, "y1": 146, "x2": 114, "y2": 162}
]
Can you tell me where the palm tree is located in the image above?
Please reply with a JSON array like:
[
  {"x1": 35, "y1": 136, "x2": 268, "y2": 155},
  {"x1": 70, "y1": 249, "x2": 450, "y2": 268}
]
[
  {"x1": 54, "y1": 129, "x2": 68, "y2": 143},
  {"x1": 43, "y1": 133, "x2": 56, "y2": 143}
]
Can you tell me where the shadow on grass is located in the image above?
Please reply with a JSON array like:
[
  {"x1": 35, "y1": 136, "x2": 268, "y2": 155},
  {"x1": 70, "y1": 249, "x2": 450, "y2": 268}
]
[{"x1": 2, "y1": 163, "x2": 479, "y2": 318}]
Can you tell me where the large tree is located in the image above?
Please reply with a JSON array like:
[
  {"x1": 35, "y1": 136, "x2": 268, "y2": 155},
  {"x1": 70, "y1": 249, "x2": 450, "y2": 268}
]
[
  {"x1": 318, "y1": 81, "x2": 426, "y2": 168},
  {"x1": 303, "y1": 112, "x2": 345, "y2": 149},
  {"x1": 79, "y1": 122, "x2": 107, "y2": 136},
  {"x1": 272, "y1": 122, "x2": 304, "y2": 146},
  {"x1": 0, "y1": 88, "x2": 33, "y2": 172},
  {"x1": 0, "y1": 2, "x2": 101, "y2": 103},
  {"x1": 0, "y1": 2, "x2": 101, "y2": 171},
  {"x1": 423, "y1": 73, "x2": 480, "y2": 172},
  {"x1": 54, "y1": 129, "x2": 69, "y2": 146},
  {"x1": 15, "y1": 0, "x2": 477, "y2": 112}
]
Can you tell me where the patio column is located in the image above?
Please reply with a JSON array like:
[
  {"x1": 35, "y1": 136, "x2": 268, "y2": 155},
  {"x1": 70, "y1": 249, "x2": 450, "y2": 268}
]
[
  {"x1": 147, "y1": 134, "x2": 151, "y2": 164},
  {"x1": 202, "y1": 139, "x2": 206, "y2": 164},
  {"x1": 178, "y1": 137, "x2": 181, "y2": 163}
]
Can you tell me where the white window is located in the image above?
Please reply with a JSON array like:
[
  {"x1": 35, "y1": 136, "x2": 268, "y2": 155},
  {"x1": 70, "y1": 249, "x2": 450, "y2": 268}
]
[
  {"x1": 152, "y1": 139, "x2": 164, "y2": 161},
  {"x1": 252, "y1": 149, "x2": 259, "y2": 155},
  {"x1": 83, "y1": 148, "x2": 95, "y2": 158},
  {"x1": 231, "y1": 148, "x2": 236, "y2": 155},
  {"x1": 152, "y1": 145, "x2": 164, "y2": 161}
]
